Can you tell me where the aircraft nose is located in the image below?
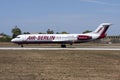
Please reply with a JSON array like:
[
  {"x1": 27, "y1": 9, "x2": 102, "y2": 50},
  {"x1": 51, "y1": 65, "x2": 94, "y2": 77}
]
[{"x1": 11, "y1": 39, "x2": 16, "y2": 42}]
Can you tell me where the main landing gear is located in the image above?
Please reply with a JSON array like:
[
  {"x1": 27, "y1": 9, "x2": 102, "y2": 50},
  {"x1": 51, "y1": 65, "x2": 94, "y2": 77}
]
[
  {"x1": 18, "y1": 44, "x2": 24, "y2": 47},
  {"x1": 61, "y1": 43, "x2": 73, "y2": 48},
  {"x1": 21, "y1": 44, "x2": 24, "y2": 47},
  {"x1": 61, "y1": 44, "x2": 66, "y2": 48}
]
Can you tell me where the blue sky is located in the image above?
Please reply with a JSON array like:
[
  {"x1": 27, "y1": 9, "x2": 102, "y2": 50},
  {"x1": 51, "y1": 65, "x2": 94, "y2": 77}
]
[{"x1": 0, "y1": 0, "x2": 120, "y2": 35}]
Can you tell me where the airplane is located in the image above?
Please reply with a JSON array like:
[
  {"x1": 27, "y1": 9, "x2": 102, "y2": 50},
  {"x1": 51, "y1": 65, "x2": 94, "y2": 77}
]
[{"x1": 11, "y1": 23, "x2": 112, "y2": 48}]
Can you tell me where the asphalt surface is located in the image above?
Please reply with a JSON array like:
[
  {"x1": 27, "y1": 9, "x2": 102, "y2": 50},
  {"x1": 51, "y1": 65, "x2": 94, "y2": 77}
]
[{"x1": 0, "y1": 47, "x2": 120, "y2": 50}]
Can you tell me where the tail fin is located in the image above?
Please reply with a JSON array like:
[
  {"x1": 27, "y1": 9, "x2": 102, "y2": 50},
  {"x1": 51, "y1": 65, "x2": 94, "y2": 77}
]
[{"x1": 94, "y1": 23, "x2": 112, "y2": 39}]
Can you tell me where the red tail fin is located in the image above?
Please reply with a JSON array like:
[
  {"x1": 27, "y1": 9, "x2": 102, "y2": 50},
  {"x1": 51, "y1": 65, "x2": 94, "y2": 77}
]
[{"x1": 94, "y1": 23, "x2": 112, "y2": 39}]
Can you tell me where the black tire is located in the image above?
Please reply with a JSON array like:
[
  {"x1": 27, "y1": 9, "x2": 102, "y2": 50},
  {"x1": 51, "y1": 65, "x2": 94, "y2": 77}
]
[
  {"x1": 21, "y1": 44, "x2": 24, "y2": 47},
  {"x1": 61, "y1": 44, "x2": 66, "y2": 48}
]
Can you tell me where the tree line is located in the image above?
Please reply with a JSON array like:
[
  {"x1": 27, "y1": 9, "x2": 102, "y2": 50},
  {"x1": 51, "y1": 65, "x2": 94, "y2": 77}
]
[{"x1": 12, "y1": 26, "x2": 69, "y2": 38}]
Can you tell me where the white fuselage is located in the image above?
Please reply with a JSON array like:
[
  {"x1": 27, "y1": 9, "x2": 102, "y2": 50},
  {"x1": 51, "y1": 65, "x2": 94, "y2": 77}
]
[{"x1": 11, "y1": 33, "x2": 99, "y2": 44}]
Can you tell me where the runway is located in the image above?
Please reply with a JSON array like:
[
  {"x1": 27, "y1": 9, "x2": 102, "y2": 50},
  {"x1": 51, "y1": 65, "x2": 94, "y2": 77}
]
[{"x1": 0, "y1": 47, "x2": 120, "y2": 50}]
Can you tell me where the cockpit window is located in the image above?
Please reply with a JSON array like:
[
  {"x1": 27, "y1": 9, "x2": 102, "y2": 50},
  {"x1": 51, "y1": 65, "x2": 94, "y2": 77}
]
[{"x1": 16, "y1": 36, "x2": 20, "y2": 38}]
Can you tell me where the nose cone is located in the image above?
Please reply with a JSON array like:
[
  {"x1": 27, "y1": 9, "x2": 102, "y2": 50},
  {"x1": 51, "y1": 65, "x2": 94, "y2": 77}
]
[
  {"x1": 11, "y1": 39, "x2": 14, "y2": 42},
  {"x1": 11, "y1": 39, "x2": 16, "y2": 43}
]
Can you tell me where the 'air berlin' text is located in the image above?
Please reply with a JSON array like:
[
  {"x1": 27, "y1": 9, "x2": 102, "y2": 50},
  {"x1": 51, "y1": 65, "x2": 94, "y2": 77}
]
[{"x1": 27, "y1": 36, "x2": 55, "y2": 41}]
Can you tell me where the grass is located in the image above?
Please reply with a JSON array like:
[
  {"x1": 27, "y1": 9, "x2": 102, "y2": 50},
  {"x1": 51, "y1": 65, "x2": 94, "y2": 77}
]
[{"x1": 0, "y1": 50, "x2": 120, "y2": 80}]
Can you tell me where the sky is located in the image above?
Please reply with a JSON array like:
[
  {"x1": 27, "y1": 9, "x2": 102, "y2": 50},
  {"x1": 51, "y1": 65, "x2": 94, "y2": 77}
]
[{"x1": 0, "y1": 0, "x2": 120, "y2": 35}]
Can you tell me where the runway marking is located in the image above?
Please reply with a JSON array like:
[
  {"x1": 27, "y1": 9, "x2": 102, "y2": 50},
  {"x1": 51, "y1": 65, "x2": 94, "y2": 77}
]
[{"x1": 0, "y1": 47, "x2": 120, "y2": 50}]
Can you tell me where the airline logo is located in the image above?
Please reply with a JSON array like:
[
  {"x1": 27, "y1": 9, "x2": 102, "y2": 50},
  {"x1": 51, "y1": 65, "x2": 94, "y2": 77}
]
[
  {"x1": 27, "y1": 36, "x2": 55, "y2": 41},
  {"x1": 77, "y1": 35, "x2": 92, "y2": 40}
]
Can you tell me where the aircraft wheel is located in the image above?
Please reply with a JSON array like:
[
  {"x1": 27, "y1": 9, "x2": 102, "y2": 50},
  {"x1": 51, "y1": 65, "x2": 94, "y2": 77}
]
[
  {"x1": 21, "y1": 44, "x2": 24, "y2": 47},
  {"x1": 61, "y1": 44, "x2": 66, "y2": 48}
]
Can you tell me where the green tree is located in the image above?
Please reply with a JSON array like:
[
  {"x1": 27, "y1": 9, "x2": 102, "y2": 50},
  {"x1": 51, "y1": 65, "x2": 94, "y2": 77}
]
[
  {"x1": 11, "y1": 26, "x2": 22, "y2": 38},
  {"x1": 61, "y1": 31, "x2": 69, "y2": 34},
  {"x1": 39, "y1": 32, "x2": 43, "y2": 34},
  {"x1": 0, "y1": 33, "x2": 12, "y2": 42},
  {"x1": 83, "y1": 30, "x2": 92, "y2": 34},
  {"x1": 56, "y1": 32, "x2": 60, "y2": 34},
  {"x1": 0, "y1": 33, "x2": 7, "y2": 36},
  {"x1": 23, "y1": 32, "x2": 30, "y2": 34},
  {"x1": 46, "y1": 29, "x2": 54, "y2": 34},
  {"x1": 0, "y1": 36, "x2": 11, "y2": 42}
]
